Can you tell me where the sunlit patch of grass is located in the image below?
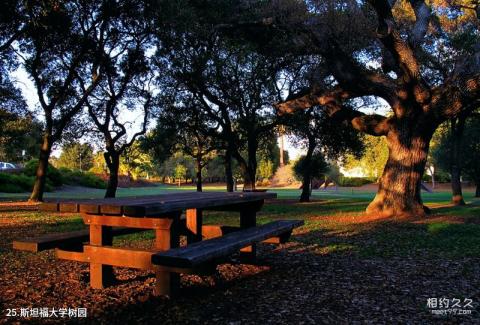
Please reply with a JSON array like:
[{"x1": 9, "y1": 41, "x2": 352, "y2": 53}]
[
  {"x1": 42, "y1": 217, "x2": 84, "y2": 232},
  {"x1": 315, "y1": 243, "x2": 356, "y2": 255}
]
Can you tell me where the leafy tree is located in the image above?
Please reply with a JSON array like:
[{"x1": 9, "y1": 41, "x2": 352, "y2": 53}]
[
  {"x1": 152, "y1": 100, "x2": 218, "y2": 191},
  {"x1": 174, "y1": 164, "x2": 187, "y2": 186},
  {"x1": 154, "y1": 26, "x2": 295, "y2": 191},
  {"x1": 56, "y1": 142, "x2": 94, "y2": 171},
  {"x1": 284, "y1": 106, "x2": 364, "y2": 202},
  {"x1": 342, "y1": 135, "x2": 389, "y2": 180},
  {"x1": 216, "y1": 0, "x2": 480, "y2": 217},
  {"x1": 433, "y1": 113, "x2": 480, "y2": 198},
  {"x1": 257, "y1": 159, "x2": 274, "y2": 181},
  {"x1": 0, "y1": 109, "x2": 42, "y2": 163},
  {"x1": 83, "y1": 0, "x2": 153, "y2": 198},
  {"x1": 293, "y1": 153, "x2": 329, "y2": 193}
]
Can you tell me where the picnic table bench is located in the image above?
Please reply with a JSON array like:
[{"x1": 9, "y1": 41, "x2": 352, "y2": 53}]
[{"x1": 13, "y1": 191, "x2": 303, "y2": 296}]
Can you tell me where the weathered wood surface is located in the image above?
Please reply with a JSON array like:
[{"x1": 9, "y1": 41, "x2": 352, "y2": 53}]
[
  {"x1": 40, "y1": 192, "x2": 276, "y2": 217},
  {"x1": 12, "y1": 227, "x2": 147, "y2": 252},
  {"x1": 151, "y1": 220, "x2": 304, "y2": 268}
]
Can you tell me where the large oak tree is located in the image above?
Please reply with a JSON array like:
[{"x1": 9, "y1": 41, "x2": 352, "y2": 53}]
[{"x1": 239, "y1": 0, "x2": 480, "y2": 217}]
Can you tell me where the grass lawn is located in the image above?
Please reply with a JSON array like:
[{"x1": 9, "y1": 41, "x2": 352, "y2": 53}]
[{"x1": 0, "y1": 186, "x2": 479, "y2": 323}]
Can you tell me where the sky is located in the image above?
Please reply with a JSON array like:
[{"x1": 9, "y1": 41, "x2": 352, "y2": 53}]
[{"x1": 12, "y1": 67, "x2": 389, "y2": 161}]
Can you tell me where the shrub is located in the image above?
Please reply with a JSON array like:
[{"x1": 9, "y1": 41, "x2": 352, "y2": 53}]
[
  {"x1": 338, "y1": 176, "x2": 376, "y2": 187},
  {"x1": 293, "y1": 154, "x2": 329, "y2": 181},
  {"x1": 0, "y1": 173, "x2": 37, "y2": 193},
  {"x1": 23, "y1": 159, "x2": 63, "y2": 187},
  {"x1": 59, "y1": 168, "x2": 106, "y2": 189}
]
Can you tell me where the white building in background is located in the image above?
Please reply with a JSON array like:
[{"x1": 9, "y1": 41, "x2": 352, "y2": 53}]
[{"x1": 339, "y1": 166, "x2": 368, "y2": 178}]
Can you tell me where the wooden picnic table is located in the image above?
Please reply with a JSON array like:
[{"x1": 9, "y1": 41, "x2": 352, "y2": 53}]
[{"x1": 38, "y1": 191, "x2": 278, "y2": 296}]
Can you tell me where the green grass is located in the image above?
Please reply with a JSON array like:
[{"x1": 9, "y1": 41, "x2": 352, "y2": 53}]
[{"x1": 3, "y1": 185, "x2": 480, "y2": 260}]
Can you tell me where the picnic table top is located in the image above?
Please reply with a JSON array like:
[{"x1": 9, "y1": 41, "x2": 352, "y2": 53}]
[{"x1": 41, "y1": 191, "x2": 277, "y2": 217}]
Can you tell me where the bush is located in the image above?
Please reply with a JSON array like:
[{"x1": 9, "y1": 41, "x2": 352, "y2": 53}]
[
  {"x1": 0, "y1": 173, "x2": 35, "y2": 193},
  {"x1": 59, "y1": 168, "x2": 106, "y2": 189},
  {"x1": 23, "y1": 159, "x2": 63, "y2": 187},
  {"x1": 338, "y1": 176, "x2": 376, "y2": 187},
  {"x1": 293, "y1": 154, "x2": 329, "y2": 181}
]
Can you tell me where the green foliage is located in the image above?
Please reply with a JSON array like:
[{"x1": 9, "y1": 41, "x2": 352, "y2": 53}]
[
  {"x1": 0, "y1": 109, "x2": 42, "y2": 163},
  {"x1": 23, "y1": 159, "x2": 63, "y2": 187},
  {"x1": 56, "y1": 142, "x2": 94, "y2": 171},
  {"x1": 257, "y1": 159, "x2": 274, "y2": 180},
  {"x1": 174, "y1": 164, "x2": 187, "y2": 181},
  {"x1": 342, "y1": 135, "x2": 388, "y2": 179},
  {"x1": 0, "y1": 173, "x2": 53, "y2": 193},
  {"x1": 432, "y1": 115, "x2": 480, "y2": 184},
  {"x1": 58, "y1": 168, "x2": 106, "y2": 189},
  {"x1": 338, "y1": 176, "x2": 376, "y2": 187},
  {"x1": 293, "y1": 153, "x2": 329, "y2": 181}
]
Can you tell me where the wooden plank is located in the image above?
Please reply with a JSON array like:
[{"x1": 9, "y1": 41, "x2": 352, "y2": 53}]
[
  {"x1": 152, "y1": 220, "x2": 304, "y2": 268},
  {"x1": 125, "y1": 193, "x2": 276, "y2": 217},
  {"x1": 84, "y1": 246, "x2": 156, "y2": 270},
  {"x1": 153, "y1": 212, "x2": 181, "y2": 297},
  {"x1": 186, "y1": 209, "x2": 202, "y2": 243},
  {"x1": 42, "y1": 192, "x2": 276, "y2": 217},
  {"x1": 89, "y1": 224, "x2": 115, "y2": 289},
  {"x1": 82, "y1": 215, "x2": 173, "y2": 229},
  {"x1": 56, "y1": 248, "x2": 88, "y2": 262},
  {"x1": 201, "y1": 225, "x2": 287, "y2": 244},
  {"x1": 81, "y1": 192, "x2": 232, "y2": 216},
  {"x1": 12, "y1": 227, "x2": 149, "y2": 252}
]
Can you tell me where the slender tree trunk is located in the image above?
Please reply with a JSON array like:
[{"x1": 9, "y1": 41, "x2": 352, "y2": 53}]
[
  {"x1": 196, "y1": 155, "x2": 202, "y2": 192},
  {"x1": 104, "y1": 151, "x2": 120, "y2": 198},
  {"x1": 243, "y1": 136, "x2": 258, "y2": 191},
  {"x1": 366, "y1": 121, "x2": 434, "y2": 218},
  {"x1": 224, "y1": 148, "x2": 234, "y2": 192},
  {"x1": 300, "y1": 139, "x2": 315, "y2": 202},
  {"x1": 29, "y1": 134, "x2": 53, "y2": 202},
  {"x1": 476, "y1": 181, "x2": 480, "y2": 198},
  {"x1": 450, "y1": 116, "x2": 466, "y2": 205}
]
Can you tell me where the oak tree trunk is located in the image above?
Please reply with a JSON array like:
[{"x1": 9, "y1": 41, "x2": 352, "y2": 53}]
[
  {"x1": 224, "y1": 149, "x2": 234, "y2": 192},
  {"x1": 29, "y1": 134, "x2": 53, "y2": 202},
  {"x1": 366, "y1": 121, "x2": 433, "y2": 218},
  {"x1": 196, "y1": 155, "x2": 202, "y2": 192},
  {"x1": 450, "y1": 116, "x2": 466, "y2": 205},
  {"x1": 300, "y1": 139, "x2": 315, "y2": 202},
  {"x1": 104, "y1": 151, "x2": 120, "y2": 198}
]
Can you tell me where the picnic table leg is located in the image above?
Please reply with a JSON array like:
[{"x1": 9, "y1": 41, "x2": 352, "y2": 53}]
[
  {"x1": 154, "y1": 213, "x2": 181, "y2": 297},
  {"x1": 89, "y1": 224, "x2": 114, "y2": 289},
  {"x1": 186, "y1": 208, "x2": 203, "y2": 244},
  {"x1": 239, "y1": 201, "x2": 263, "y2": 260}
]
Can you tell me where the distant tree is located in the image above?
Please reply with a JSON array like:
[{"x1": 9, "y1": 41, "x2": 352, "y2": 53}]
[
  {"x1": 284, "y1": 106, "x2": 364, "y2": 202},
  {"x1": 155, "y1": 27, "x2": 296, "y2": 191},
  {"x1": 0, "y1": 109, "x2": 42, "y2": 163},
  {"x1": 11, "y1": 1, "x2": 114, "y2": 201},
  {"x1": 153, "y1": 99, "x2": 218, "y2": 191},
  {"x1": 83, "y1": 0, "x2": 153, "y2": 198},
  {"x1": 433, "y1": 113, "x2": 480, "y2": 198},
  {"x1": 174, "y1": 164, "x2": 187, "y2": 186},
  {"x1": 293, "y1": 153, "x2": 329, "y2": 196},
  {"x1": 257, "y1": 159, "x2": 274, "y2": 181},
  {"x1": 342, "y1": 136, "x2": 389, "y2": 180},
  {"x1": 56, "y1": 142, "x2": 94, "y2": 171}
]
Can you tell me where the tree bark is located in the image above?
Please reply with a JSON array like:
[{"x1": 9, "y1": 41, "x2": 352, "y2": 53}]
[
  {"x1": 300, "y1": 138, "x2": 315, "y2": 202},
  {"x1": 104, "y1": 151, "x2": 120, "y2": 198},
  {"x1": 196, "y1": 154, "x2": 202, "y2": 192},
  {"x1": 224, "y1": 148, "x2": 234, "y2": 192},
  {"x1": 243, "y1": 136, "x2": 258, "y2": 191},
  {"x1": 450, "y1": 116, "x2": 466, "y2": 205},
  {"x1": 29, "y1": 134, "x2": 53, "y2": 202},
  {"x1": 366, "y1": 121, "x2": 433, "y2": 218}
]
